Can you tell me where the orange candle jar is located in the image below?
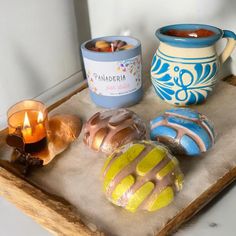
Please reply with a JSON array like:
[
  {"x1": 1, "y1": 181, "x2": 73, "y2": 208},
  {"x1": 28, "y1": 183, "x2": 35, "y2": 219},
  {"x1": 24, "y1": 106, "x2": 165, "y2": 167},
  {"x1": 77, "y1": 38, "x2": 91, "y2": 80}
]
[{"x1": 7, "y1": 100, "x2": 48, "y2": 153}]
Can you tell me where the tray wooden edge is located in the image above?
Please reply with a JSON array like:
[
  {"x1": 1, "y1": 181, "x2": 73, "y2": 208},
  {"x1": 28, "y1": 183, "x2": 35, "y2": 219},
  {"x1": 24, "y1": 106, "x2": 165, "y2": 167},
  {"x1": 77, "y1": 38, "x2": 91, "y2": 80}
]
[
  {"x1": 0, "y1": 166, "x2": 101, "y2": 236},
  {"x1": 0, "y1": 77, "x2": 236, "y2": 236},
  {"x1": 0, "y1": 156, "x2": 235, "y2": 236}
]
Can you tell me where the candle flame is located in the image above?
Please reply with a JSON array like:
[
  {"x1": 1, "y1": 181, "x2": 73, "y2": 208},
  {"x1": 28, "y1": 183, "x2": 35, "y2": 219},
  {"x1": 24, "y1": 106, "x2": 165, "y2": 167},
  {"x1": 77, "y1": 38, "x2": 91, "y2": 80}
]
[
  {"x1": 37, "y1": 111, "x2": 44, "y2": 123},
  {"x1": 23, "y1": 112, "x2": 31, "y2": 129}
]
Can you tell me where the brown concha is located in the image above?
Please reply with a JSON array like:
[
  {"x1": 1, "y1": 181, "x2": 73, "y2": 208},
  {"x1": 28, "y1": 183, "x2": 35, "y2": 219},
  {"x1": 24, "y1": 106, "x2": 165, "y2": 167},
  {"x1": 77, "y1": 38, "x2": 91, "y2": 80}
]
[{"x1": 83, "y1": 109, "x2": 146, "y2": 155}]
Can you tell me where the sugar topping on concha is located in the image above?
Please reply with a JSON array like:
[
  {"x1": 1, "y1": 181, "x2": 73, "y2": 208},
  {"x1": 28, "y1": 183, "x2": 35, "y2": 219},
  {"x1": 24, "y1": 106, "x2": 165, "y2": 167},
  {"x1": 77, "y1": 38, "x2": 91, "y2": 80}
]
[
  {"x1": 83, "y1": 109, "x2": 146, "y2": 155},
  {"x1": 102, "y1": 141, "x2": 183, "y2": 212},
  {"x1": 150, "y1": 108, "x2": 215, "y2": 156}
]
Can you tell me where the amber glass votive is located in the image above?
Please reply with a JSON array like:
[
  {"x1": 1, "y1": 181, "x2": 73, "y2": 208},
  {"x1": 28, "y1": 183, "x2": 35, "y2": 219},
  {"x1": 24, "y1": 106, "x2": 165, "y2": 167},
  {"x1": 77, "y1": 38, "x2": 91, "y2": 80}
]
[{"x1": 7, "y1": 100, "x2": 48, "y2": 153}]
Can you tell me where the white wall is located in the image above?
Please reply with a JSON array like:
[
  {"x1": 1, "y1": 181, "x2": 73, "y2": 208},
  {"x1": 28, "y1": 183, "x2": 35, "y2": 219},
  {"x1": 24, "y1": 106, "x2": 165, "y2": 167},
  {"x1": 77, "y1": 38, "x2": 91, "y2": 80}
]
[
  {"x1": 88, "y1": 0, "x2": 236, "y2": 73},
  {"x1": 0, "y1": 0, "x2": 84, "y2": 128}
]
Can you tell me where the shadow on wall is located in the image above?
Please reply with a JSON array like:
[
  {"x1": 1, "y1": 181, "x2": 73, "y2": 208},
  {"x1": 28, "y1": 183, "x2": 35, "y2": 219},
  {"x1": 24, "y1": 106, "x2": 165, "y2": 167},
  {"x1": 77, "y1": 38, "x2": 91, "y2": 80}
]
[
  {"x1": 73, "y1": 0, "x2": 91, "y2": 78},
  {"x1": 73, "y1": 0, "x2": 91, "y2": 45},
  {"x1": 210, "y1": 0, "x2": 236, "y2": 76},
  {"x1": 135, "y1": 22, "x2": 157, "y2": 73},
  {"x1": 213, "y1": 0, "x2": 236, "y2": 21},
  {"x1": 12, "y1": 43, "x2": 46, "y2": 97}
]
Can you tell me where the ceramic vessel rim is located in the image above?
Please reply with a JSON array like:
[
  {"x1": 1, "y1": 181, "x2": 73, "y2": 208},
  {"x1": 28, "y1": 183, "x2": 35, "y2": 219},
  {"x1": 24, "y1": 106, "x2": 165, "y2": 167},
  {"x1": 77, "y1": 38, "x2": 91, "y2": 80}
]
[{"x1": 155, "y1": 24, "x2": 223, "y2": 46}]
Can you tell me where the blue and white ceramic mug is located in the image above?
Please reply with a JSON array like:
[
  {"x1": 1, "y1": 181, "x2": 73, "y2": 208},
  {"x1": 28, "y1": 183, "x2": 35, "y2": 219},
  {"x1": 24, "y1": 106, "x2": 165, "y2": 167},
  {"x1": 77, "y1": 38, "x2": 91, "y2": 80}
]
[
  {"x1": 81, "y1": 36, "x2": 142, "y2": 108},
  {"x1": 151, "y1": 24, "x2": 236, "y2": 106}
]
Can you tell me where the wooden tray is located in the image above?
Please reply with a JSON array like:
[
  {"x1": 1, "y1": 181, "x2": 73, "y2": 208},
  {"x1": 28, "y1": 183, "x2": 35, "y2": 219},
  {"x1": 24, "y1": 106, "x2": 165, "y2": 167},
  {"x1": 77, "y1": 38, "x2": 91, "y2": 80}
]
[{"x1": 0, "y1": 77, "x2": 236, "y2": 236}]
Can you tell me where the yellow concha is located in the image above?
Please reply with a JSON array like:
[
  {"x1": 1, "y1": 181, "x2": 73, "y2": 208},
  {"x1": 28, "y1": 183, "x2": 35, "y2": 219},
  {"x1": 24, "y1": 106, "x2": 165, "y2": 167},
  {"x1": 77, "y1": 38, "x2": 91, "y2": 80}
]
[{"x1": 101, "y1": 141, "x2": 184, "y2": 212}]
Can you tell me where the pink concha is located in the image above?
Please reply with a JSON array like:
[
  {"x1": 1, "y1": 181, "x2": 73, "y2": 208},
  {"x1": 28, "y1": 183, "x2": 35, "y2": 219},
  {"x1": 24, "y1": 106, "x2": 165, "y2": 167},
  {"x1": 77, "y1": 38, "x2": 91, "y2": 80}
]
[{"x1": 83, "y1": 109, "x2": 146, "y2": 155}]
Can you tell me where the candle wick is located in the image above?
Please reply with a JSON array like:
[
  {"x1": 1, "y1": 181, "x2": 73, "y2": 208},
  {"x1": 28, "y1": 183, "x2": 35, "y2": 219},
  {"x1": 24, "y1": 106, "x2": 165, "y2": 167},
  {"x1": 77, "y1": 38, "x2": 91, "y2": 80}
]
[
  {"x1": 16, "y1": 126, "x2": 23, "y2": 135},
  {"x1": 111, "y1": 43, "x2": 114, "y2": 52}
]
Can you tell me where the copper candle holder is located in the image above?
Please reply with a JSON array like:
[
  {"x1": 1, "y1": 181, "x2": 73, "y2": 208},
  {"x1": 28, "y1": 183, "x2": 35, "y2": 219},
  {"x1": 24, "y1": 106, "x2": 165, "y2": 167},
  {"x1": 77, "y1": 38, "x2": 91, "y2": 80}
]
[{"x1": 7, "y1": 100, "x2": 48, "y2": 153}]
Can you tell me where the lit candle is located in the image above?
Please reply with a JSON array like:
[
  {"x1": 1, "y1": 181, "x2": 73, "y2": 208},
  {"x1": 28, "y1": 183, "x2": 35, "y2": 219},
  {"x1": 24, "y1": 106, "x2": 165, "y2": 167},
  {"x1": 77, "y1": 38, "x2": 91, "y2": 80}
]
[{"x1": 7, "y1": 100, "x2": 48, "y2": 153}]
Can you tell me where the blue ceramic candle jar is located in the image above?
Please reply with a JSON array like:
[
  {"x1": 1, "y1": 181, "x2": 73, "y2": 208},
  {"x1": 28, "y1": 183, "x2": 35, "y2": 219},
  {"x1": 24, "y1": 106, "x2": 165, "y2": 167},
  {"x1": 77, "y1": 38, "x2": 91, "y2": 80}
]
[
  {"x1": 81, "y1": 36, "x2": 143, "y2": 108},
  {"x1": 151, "y1": 24, "x2": 236, "y2": 106}
]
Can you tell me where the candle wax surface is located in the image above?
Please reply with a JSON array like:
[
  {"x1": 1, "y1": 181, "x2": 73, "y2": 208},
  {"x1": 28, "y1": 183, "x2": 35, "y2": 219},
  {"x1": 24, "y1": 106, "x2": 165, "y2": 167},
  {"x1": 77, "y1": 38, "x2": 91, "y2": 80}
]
[
  {"x1": 86, "y1": 40, "x2": 133, "y2": 52},
  {"x1": 8, "y1": 110, "x2": 47, "y2": 144}
]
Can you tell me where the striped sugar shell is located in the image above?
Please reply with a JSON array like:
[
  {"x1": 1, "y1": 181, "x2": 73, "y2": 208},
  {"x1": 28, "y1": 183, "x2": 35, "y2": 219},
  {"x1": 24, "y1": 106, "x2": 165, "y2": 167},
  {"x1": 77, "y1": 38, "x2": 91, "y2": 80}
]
[
  {"x1": 83, "y1": 109, "x2": 146, "y2": 155},
  {"x1": 150, "y1": 108, "x2": 215, "y2": 156},
  {"x1": 102, "y1": 140, "x2": 183, "y2": 212}
]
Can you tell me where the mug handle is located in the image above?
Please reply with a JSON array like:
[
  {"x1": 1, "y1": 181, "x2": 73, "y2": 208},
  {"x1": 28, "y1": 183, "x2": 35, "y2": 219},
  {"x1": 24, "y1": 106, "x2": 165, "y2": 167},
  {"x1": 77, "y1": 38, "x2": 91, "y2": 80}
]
[{"x1": 219, "y1": 30, "x2": 236, "y2": 65}]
